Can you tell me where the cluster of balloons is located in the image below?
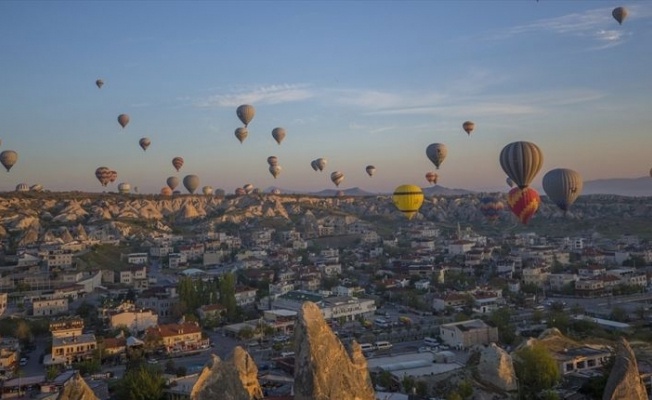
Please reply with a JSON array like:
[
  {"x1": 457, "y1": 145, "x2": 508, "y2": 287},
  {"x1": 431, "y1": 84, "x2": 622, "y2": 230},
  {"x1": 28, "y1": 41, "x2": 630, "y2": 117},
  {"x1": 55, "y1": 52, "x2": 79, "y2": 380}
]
[
  {"x1": 267, "y1": 156, "x2": 282, "y2": 179},
  {"x1": 95, "y1": 167, "x2": 118, "y2": 187},
  {"x1": 499, "y1": 141, "x2": 543, "y2": 224}
]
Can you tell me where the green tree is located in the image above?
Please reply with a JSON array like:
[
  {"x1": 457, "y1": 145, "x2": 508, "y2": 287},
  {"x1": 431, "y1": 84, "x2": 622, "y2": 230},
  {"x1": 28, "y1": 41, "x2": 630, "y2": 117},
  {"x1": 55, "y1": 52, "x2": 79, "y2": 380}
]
[
  {"x1": 490, "y1": 308, "x2": 516, "y2": 345},
  {"x1": 219, "y1": 273, "x2": 238, "y2": 320},
  {"x1": 514, "y1": 343, "x2": 560, "y2": 399},
  {"x1": 457, "y1": 380, "x2": 473, "y2": 399},
  {"x1": 116, "y1": 365, "x2": 165, "y2": 400}
]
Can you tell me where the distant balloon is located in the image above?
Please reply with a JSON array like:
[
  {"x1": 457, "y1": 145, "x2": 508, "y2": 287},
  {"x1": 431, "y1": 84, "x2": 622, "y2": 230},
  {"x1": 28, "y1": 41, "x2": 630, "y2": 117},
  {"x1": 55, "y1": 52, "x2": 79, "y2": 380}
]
[
  {"x1": 269, "y1": 165, "x2": 282, "y2": 179},
  {"x1": 271, "y1": 188, "x2": 281, "y2": 195},
  {"x1": 236, "y1": 104, "x2": 255, "y2": 127},
  {"x1": 166, "y1": 176, "x2": 180, "y2": 191},
  {"x1": 235, "y1": 187, "x2": 247, "y2": 196},
  {"x1": 117, "y1": 114, "x2": 130, "y2": 128},
  {"x1": 267, "y1": 156, "x2": 279, "y2": 167},
  {"x1": 118, "y1": 182, "x2": 131, "y2": 194},
  {"x1": 507, "y1": 187, "x2": 541, "y2": 225},
  {"x1": 95, "y1": 167, "x2": 111, "y2": 187},
  {"x1": 542, "y1": 168, "x2": 583, "y2": 212},
  {"x1": 499, "y1": 141, "x2": 543, "y2": 189},
  {"x1": 108, "y1": 170, "x2": 117, "y2": 183},
  {"x1": 612, "y1": 6, "x2": 628, "y2": 25},
  {"x1": 30, "y1": 184, "x2": 43, "y2": 192},
  {"x1": 172, "y1": 157, "x2": 184, "y2": 172},
  {"x1": 426, "y1": 143, "x2": 447, "y2": 169},
  {"x1": 183, "y1": 175, "x2": 199, "y2": 194},
  {"x1": 425, "y1": 172, "x2": 438, "y2": 185},
  {"x1": 234, "y1": 127, "x2": 248, "y2": 144},
  {"x1": 316, "y1": 158, "x2": 327, "y2": 171},
  {"x1": 272, "y1": 127, "x2": 286, "y2": 145},
  {"x1": 15, "y1": 183, "x2": 28, "y2": 192},
  {"x1": 365, "y1": 165, "x2": 376, "y2": 177},
  {"x1": 310, "y1": 160, "x2": 319, "y2": 171},
  {"x1": 214, "y1": 188, "x2": 226, "y2": 197},
  {"x1": 253, "y1": 188, "x2": 262, "y2": 195},
  {"x1": 96, "y1": 79, "x2": 104, "y2": 89},
  {"x1": 160, "y1": 187, "x2": 172, "y2": 196},
  {"x1": 336, "y1": 190, "x2": 345, "y2": 197},
  {"x1": 506, "y1": 177, "x2": 515, "y2": 188},
  {"x1": 202, "y1": 185, "x2": 213, "y2": 196},
  {"x1": 331, "y1": 171, "x2": 344, "y2": 187},
  {"x1": 243, "y1": 184, "x2": 254, "y2": 194},
  {"x1": 139, "y1": 137, "x2": 151, "y2": 151},
  {"x1": 479, "y1": 196, "x2": 504, "y2": 222},
  {"x1": 392, "y1": 184, "x2": 424, "y2": 220},
  {"x1": 0, "y1": 150, "x2": 18, "y2": 172},
  {"x1": 462, "y1": 121, "x2": 475, "y2": 136}
]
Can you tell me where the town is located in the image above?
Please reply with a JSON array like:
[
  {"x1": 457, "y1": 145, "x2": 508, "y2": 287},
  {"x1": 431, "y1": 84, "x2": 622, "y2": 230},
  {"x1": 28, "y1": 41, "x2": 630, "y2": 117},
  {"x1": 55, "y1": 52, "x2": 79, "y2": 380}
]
[{"x1": 0, "y1": 191, "x2": 650, "y2": 400}]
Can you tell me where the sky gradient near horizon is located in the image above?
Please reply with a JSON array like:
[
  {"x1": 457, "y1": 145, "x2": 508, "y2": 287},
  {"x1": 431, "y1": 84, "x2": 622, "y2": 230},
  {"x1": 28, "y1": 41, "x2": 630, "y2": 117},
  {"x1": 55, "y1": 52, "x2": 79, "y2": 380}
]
[{"x1": 0, "y1": 1, "x2": 651, "y2": 195}]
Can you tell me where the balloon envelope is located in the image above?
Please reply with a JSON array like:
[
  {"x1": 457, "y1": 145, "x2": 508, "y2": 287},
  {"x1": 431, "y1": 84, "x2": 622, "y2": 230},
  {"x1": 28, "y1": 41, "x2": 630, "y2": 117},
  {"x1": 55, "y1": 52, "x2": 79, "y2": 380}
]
[
  {"x1": 316, "y1": 158, "x2": 327, "y2": 171},
  {"x1": 243, "y1": 184, "x2": 254, "y2": 194},
  {"x1": 462, "y1": 121, "x2": 475, "y2": 135},
  {"x1": 499, "y1": 141, "x2": 543, "y2": 189},
  {"x1": 117, "y1": 114, "x2": 130, "y2": 128},
  {"x1": 118, "y1": 183, "x2": 131, "y2": 194},
  {"x1": 0, "y1": 150, "x2": 18, "y2": 172},
  {"x1": 95, "y1": 167, "x2": 111, "y2": 187},
  {"x1": 183, "y1": 175, "x2": 199, "y2": 194},
  {"x1": 392, "y1": 184, "x2": 424, "y2": 220},
  {"x1": 160, "y1": 187, "x2": 172, "y2": 196},
  {"x1": 542, "y1": 168, "x2": 583, "y2": 212},
  {"x1": 267, "y1": 156, "x2": 279, "y2": 167},
  {"x1": 507, "y1": 187, "x2": 540, "y2": 224},
  {"x1": 506, "y1": 177, "x2": 515, "y2": 188},
  {"x1": 269, "y1": 165, "x2": 282, "y2": 179},
  {"x1": 365, "y1": 165, "x2": 376, "y2": 177},
  {"x1": 425, "y1": 172, "x2": 438, "y2": 185},
  {"x1": 234, "y1": 127, "x2": 248, "y2": 144},
  {"x1": 272, "y1": 127, "x2": 286, "y2": 145},
  {"x1": 479, "y1": 196, "x2": 504, "y2": 221},
  {"x1": 139, "y1": 138, "x2": 151, "y2": 151},
  {"x1": 172, "y1": 157, "x2": 184, "y2": 172},
  {"x1": 236, "y1": 104, "x2": 255, "y2": 127},
  {"x1": 15, "y1": 183, "x2": 28, "y2": 192},
  {"x1": 426, "y1": 143, "x2": 447, "y2": 169},
  {"x1": 612, "y1": 6, "x2": 628, "y2": 24},
  {"x1": 310, "y1": 160, "x2": 319, "y2": 171},
  {"x1": 166, "y1": 176, "x2": 180, "y2": 191},
  {"x1": 96, "y1": 79, "x2": 104, "y2": 89},
  {"x1": 330, "y1": 171, "x2": 344, "y2": 187},
  {"x1": 202, "y1": 186, "x2": 213, "y2": 196}
]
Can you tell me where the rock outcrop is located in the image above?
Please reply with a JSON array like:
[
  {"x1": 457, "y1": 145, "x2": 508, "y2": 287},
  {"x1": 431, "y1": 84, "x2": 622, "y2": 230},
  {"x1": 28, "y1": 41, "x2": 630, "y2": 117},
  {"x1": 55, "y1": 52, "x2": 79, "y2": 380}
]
[
  {"x1": 477, "y1": 343, "x2": 518, "y2": 392},
  {"x1": 293, "y1": 301, "x2": 375, "y2": 400},
  {"x1": 56, "y1": 372, "x2": 99, "y2": 400},
  {"x1": 190, "y1": 349, "x2": 263, "y2": 400},
  {"x1": 603, "y1": 338, "x2": 648, "y2": 400}
]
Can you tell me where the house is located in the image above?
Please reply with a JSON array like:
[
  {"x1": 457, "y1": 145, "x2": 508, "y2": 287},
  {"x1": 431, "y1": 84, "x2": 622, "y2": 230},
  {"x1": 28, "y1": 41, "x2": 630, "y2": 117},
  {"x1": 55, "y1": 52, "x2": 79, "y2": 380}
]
[
  {"x1": 548, "y1": 273, "x2": 579, "y2": 292},
  {"x1": 197, "y1": 304, "x2": 226, "y2": 323},
  {"x1": 439, "y1": 319, "x2": 499, "y2": 349},
  {"x1": 50, "y1": 318, "x2": 84, "y2": 338},
  {"x1": 49, "y1": 334, "x2": 97, "y2": 366},
  {"x1": 145, "y1": 322, "x2": 208, "y2": 353},
  {"x1": 109, "y1": 309, "x2": 159, "y2": 334},
  {"x1": 33, "y1": 298, "x2": 68, "y2": 317},
  {"x1": 414, "y1": 280, "x2": 430, "y2": 291},
  {"x1": 575, "y1": 279, "x2": 605, "y2": 297},
  {"x1": 234, "y1": 286, "x2": 257, "y2": 307},
  {"x1": 432, "y1": 293, "x2": 468, "y2": 312},
  {"x1": 448, "y1": 240, "x2": 475, "y2": 255},
  {"x1": 124, "y1": 253, "x2": 148, "y2": 265}
]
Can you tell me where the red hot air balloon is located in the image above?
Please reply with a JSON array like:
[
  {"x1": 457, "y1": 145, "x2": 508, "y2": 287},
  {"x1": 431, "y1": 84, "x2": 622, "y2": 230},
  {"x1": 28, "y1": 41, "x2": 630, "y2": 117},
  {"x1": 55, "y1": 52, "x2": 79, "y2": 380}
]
[
  {"x1": 507, "y1": 187, "x2": 540, "y2": 224},
  {"x1": 172, "y1": 157, "x2": 184, "y2": 172},
  {"x1": 117, "y1": 114, "x2": 130, "y2": 128}
]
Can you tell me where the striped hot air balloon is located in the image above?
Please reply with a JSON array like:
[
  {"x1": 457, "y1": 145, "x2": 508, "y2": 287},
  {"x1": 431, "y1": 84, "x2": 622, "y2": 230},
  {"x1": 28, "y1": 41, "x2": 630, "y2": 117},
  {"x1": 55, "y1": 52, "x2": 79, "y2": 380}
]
[{"x1": 507, "y1": 187, "x2": 540, "y2": 224}]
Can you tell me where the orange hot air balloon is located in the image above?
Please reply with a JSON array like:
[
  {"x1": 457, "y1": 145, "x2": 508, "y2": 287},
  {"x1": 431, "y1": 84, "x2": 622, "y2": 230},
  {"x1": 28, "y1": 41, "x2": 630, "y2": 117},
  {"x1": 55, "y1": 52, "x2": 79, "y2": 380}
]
[
  {"x1": 172, "y1": 157, "x2": 184, "y2": 172},
  {"x1": 160, "y1": 187, "x2": 172, "y2": 196},
  {"x1": 117, "y1": 114, "x2": 130, "y2": 128},
  {"x1": 507, "y1": 187, "x2": 540, "y2": 225}
]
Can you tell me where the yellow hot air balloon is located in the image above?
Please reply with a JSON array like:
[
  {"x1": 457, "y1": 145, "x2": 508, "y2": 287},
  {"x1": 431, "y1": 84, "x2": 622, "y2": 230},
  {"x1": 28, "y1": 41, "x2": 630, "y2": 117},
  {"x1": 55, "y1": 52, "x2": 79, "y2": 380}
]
[{"x1": 392, "y1": 184, "x2": 424, "y2": 220}]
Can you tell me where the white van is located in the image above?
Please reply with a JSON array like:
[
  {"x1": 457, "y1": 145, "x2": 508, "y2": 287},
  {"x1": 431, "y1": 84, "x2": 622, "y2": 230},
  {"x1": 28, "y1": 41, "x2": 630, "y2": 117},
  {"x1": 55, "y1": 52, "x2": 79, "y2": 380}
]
[
  {"x1": 423, "y1": 337, "x2": 439, "y2": 347},
  {"x1": 374, "y1": 341, "x2": 392, "y2": 351},
  {"x1": 374, "y1": 318, "x2": 390, "y2": 328},
  {"x1": 359, "y1": 343, "x2": 374, "y2": 352},
  {"x1": 280, "y1": 351, "x2": 295, "y2": 358}
]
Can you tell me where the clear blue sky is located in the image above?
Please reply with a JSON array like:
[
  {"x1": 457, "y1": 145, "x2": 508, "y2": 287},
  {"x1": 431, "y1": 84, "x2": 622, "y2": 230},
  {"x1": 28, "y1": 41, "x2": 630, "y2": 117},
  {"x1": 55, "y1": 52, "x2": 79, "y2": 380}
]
[{"x1": 0, "y1": 1, "x2": 650, "y2": 194}]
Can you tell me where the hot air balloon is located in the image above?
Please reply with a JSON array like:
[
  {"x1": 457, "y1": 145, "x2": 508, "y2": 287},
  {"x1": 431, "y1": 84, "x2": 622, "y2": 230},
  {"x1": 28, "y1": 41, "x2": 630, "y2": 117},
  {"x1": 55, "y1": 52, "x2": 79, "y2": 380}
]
[
  {"x1": 499, "y1": 141, "x2": 543, "y2": 189},
  {"x1": 426, "y1": 143, "x2": 447, "y2": 169},
  {"x1": 160, "y1": 187, "x2": 172, "y2": 196},
  {"x1": 649, "y1": 168, "x2": 652, "y2": 178},
  {"x1": 214, "y1": 188, "x2": 226, "y2": 197},
  {"x1": 202, "y1": 186, "x2": 214, "y2": 196},
  {"x1": 30, "y1": 184, "x2": 43, "y2": 192},
  {"x1": 612, "y1": 6, "x2": 628, "y2": 25},
  {"x1": 15, "y1": 183, "x2": 28, "y2": 192},
  {"x1": 96, "y1": 79, "x2": 104, "y2": 89},
  {"x1": 172, "y1": 157, "x2": 184, "y2": 172},
  {"x1": 0, "y1": 150, "x2": 18, "y2": 172},
  {"x1": 234, "y1": 127, "x2": 248, "y2": 144},
  {"x1": 479, "y1": 196, "x2": 504, "y2": 222},
  {"x1": 462, "y1": 121, "x2": 475, "y2": 136},
  {"x1": 310, "y1": 160, "x2": 319, "y2": 171},
  {"x1": 118, "y1": 183, "x2": 131, "y2": 194},
  {"x1": 365, "y1": 165, "x2": 376, "y2": 177},
  {"x1": 236, "y1": 104, "x2": 255, "y2": 127},
  {"x1": 506, "y1": 177, "x2": 515, "y2": 188},
  {"x1": 109, "y1": 170, "x2": 118, "y2": 183},
  {"x1": 166, "y1": 176, "x2": 180, "y2": 191},
  {"x1": 269, "y1": 165, "x2": 282, "y2": 179},
  {"x1": 117, "y1": 114, "x2": 130, "y2": 128},
  {"x1": 272, "y1": 127, "x2": 286, "y2": 145},
  {"x1": 271, "y1": 188, "x2": 281, "y2": 195},
  {"x1": 253, "y1": 188, "x2": 262, "y2": 195},
  {"x1": 331, "y1": 171, "x2": 344, "y2": 187},
  {"x1": 507, "y1": 187, "x2": 540, "y2": 224},
  {"x1": 267, "y1": 156, "x2": 278, "y2": 167},
  {"x1": 392, "y1": 184, "x2": 424, "y2": 220},
  {"x1": 425, "y1": 172, "x2": 438, "y2": 185},
  {"x1": 243, "y1": 184, "x2": 254, "y2": 194},
  {"x1": 542, "y1": 168, "x2": 583, "y2": 212},
  {"x1": 183, "y1": 175, "x2": 199, "y2": 194},
  {"x1": 95, "y1": 167, "x2": 111, "y2": 187},
  {"x1": 316, "y1": 158, "x2": 327, "y2": 171},
  {"x1": 139, "y1": 137, "x2": 151, "y2": 151},
  {"x1": 235, "y1": 187, "x2": 246, "y2": 196}
]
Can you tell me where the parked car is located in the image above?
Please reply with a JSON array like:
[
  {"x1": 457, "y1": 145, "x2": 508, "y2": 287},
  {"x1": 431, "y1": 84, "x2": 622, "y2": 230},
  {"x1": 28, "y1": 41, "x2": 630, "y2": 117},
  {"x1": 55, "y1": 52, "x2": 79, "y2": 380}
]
[{"x1": 19, "y1": 358, "x2": 28, "y2": 366}]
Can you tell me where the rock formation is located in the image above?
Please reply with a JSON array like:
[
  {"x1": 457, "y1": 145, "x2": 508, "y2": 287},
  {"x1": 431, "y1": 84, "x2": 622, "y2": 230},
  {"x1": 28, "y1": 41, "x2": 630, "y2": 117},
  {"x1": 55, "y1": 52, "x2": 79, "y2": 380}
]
[
  {"x1": 56, "y1": 372, "x2": 99, "y2": 400},
  {"x1": 477, "y1": 343, "x2": 518, "y2": 392},
  {"x1": 293, "y1": 301, "x2": 375, "y2": 400},
  {"x1": 603, "y1": 338, "x2": 648, "y2": 400},
  {"x1": 190, "y1": 349, "x2": 263, "y2": 400}
]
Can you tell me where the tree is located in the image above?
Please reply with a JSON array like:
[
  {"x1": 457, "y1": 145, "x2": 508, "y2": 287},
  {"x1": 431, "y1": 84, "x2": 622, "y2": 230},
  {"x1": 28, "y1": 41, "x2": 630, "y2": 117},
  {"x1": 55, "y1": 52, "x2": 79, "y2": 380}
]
[
  {"x1": 490, "y1": 308, "x2": 516, "y2": 345},
  {"x1": 219, "y1": 273, "x2": 238, "y2": 321},
  {"x1": 115, "y1": 365, "x2": 165, "y2": 400},
  {"x1": 514, "y1": 343, "x2": 560, "y2": 398}
]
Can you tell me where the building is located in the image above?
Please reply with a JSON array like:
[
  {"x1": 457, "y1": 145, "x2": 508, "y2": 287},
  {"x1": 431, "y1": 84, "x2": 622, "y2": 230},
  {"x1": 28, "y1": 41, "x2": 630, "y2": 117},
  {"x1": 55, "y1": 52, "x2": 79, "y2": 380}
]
[
  {"x1": 234, "y1": 286, "x2": 257, "y2": 307},
  {"x1": 124, "y1": 253, "x2": 148, "y2": 265},
  {"x1": 432, "y1": 293, "x2": 468, "y2": 312},
  {"x1": 0, "y1": 293, "x2": 7, "y2": 316},
  {"x1": 50, "y1": 318, "x2": 84, "y2": 339},
  {"x1": 145, "y1": 321, "x2": 208, "y2": 353},
  {"x1": 439, "y1": 319, "x2": 499, "y2": 349},
  {"x1": 109, "y1": 309, "x2": 159, "y2": 334},
  {"x1": 33, "y1": 298, "x2": 69, "y2": 317},
  {"x1": 49, "y1": 334, "x2": 97, "y2": 366}
]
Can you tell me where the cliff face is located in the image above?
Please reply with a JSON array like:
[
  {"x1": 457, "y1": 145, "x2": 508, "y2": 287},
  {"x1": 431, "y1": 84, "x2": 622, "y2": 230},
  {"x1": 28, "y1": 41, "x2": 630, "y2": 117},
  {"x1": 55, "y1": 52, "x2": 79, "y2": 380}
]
[
  {"x1": 56, "y1": 372, "x2": 99, "y2": 400},
  {"x1": 602, "y1": 338, "x2": 648, "y2": 400},
  {"x1": 293, "y1": 301, "x2": 375, "y2": 400},
  {"x1": 190, "y1": 349, "x2": 263, "y2": 400},
  {"x1": 477, "y1": 343, "x2": 518, "y2": 392}
]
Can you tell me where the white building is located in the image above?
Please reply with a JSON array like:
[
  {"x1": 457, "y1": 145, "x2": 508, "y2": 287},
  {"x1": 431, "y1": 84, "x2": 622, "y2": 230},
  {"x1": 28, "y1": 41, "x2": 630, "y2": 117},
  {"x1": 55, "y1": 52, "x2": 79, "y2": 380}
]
[{"x1": 33, "y1": 298, "x2": 68, "y2": 317}]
